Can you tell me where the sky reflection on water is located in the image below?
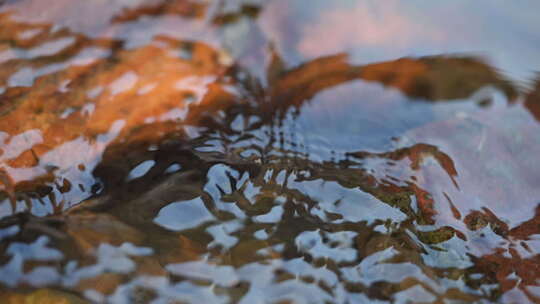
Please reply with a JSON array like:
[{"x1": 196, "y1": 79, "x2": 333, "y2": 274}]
[{"x1": 0, "y1": 0, "x2": 540, "y2": 303}]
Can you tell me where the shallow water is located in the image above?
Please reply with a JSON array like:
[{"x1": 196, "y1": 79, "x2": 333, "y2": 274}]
[{"x1": 1, "y1": 0, "x2": 540, "y2": 303}]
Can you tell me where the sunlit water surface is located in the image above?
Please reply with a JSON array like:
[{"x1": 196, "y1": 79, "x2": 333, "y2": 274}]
[{"x1": 1, "y1": 0, "x2": 540, "y2": 303}]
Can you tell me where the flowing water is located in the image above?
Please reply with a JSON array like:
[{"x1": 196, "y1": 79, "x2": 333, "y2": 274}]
[{"x1": 1, "y1": 0, "x2": 540, "y2": 303}]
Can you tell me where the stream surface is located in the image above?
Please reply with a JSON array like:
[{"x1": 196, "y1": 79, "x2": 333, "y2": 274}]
[{"x1": 1, "y1": 0, "x2": 540, "y2": 303}]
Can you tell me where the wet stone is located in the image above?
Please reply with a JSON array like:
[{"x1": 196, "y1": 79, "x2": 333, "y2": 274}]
[{"x1": 0, "y1": 0, "x2": 540, "y2": 303}]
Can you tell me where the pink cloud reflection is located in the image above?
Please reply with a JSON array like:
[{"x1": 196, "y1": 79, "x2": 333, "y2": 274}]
[{"x1": 297, "y1": 1, "x2": 445, "y2": 58}]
